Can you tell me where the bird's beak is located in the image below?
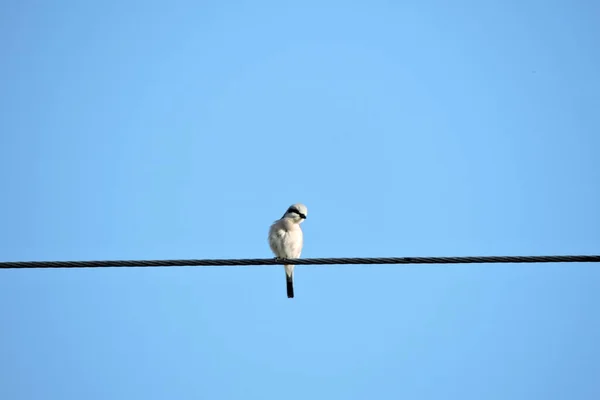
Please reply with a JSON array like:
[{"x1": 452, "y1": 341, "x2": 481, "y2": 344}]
[{"x1": 301, "y1": 214, "x2": 307, "y2": 219}]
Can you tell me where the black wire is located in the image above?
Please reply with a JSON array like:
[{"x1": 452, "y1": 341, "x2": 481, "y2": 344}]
[{"x1": 1, "y1": 255, "x2": 599, "y2": 269}]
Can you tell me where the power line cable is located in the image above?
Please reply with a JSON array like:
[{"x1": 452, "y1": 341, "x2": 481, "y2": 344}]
[{"x1": 1, "y1": 255, "x2": 599, "y2": 269}]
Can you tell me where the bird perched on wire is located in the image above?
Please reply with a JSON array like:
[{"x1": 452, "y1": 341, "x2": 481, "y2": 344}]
[{"x1": 268, "y1": 203, "x2": 308, "y2": 298}]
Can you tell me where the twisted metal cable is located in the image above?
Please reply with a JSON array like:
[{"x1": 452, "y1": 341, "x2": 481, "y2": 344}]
[{"x1": 0, "y1": 255, "x2": 599, "y2": 269}]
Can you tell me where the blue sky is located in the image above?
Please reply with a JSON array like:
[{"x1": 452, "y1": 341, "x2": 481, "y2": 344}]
[{"x1": 1, "y1": 0, "x2": 599, "y2": 399}]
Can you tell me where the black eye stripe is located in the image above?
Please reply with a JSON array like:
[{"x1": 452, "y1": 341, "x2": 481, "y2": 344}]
[{"x1": 286, "y1": 208, "x2": 306, "y2": 219}]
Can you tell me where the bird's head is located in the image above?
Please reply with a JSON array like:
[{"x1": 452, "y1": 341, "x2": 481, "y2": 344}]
[{"x1": 281, "y1": 203, "x2": 308, "y2": 224}]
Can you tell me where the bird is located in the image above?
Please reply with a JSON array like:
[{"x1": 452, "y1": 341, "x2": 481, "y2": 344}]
[{"x1": 268, "y1": 203, "x2": 308, "y2": 298}]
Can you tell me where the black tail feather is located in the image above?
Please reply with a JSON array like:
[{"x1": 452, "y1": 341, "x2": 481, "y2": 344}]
[{"x1": 286, "y1": 276, "x2": 294, "y2": 299}]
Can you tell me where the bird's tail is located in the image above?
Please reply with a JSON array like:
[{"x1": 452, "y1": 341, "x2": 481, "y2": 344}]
[{"x1": 285, "y1": 265, "x2": 294, "y2": 299}]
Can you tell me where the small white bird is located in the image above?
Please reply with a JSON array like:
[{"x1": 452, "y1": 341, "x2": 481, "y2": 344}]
[{"x1": 268, "y1": 203, "x2": 308, "y2": 298}]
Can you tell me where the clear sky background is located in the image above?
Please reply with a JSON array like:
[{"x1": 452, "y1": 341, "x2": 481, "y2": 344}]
[{"x1": 1, "y1": 1, "x2": 599, "y2": 399}]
